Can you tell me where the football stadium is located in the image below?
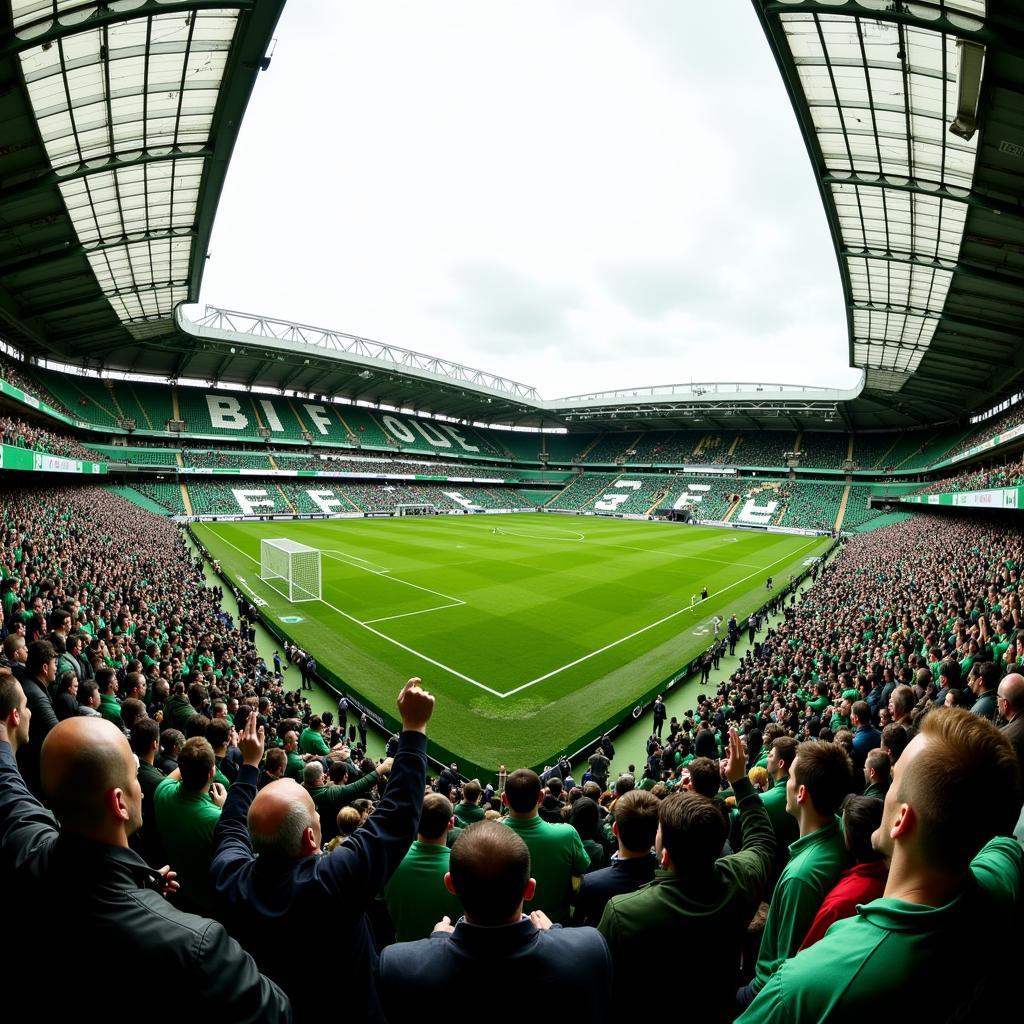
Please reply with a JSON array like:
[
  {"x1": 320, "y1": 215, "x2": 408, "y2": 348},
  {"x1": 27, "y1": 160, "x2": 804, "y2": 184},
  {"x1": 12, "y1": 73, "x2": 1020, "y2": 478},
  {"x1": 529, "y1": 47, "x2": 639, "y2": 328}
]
[{"x1": 1, "y1": 2, "x2": 1023, "y2": 1021}]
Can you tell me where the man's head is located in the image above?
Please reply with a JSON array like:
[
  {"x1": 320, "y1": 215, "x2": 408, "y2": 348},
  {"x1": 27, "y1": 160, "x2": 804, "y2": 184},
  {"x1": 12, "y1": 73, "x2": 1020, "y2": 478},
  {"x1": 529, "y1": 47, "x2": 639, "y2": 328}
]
[
  {"x1": 302, "y1": 761, "x2": 325, "y2": 789},
  {"x1": 418, "y1": 793, "x2": 454, "y2": 842},
  {"x1": 446, "y1": 821, "x2": 534, "y2": 926},
  {"x1": 685, "y1": 756, "x2": 720, "y2": 799},
  {"x1": 248, "y1": 779, "x2": 321, "y2": 857},
  {"x1": 766, "y1": 736, "x2": 798, "y2": 780},
  {"x1": 656, "y1": 791, "x2": 728, "y2": 873},
  {"x1": 502, "y1": 769, "x2": 541, "y2": 816},
  {"x1": 864, "y1": 747, "x2": 891, "y2": 787},
  {"x1": 178, "y1": 737, "x2": 216, "y2": 793},
  {"x1": 873, "y1": 707, "x2": 1021, "y2": 875},
  {"x1": 283, "y1": 730, "x2": 298, "y2": 753},
  {"x1": 160, "y1": 728, "x2": 184, "y2": 761},
  {"x1": 997, "y1": 673, "x2": 1024, "y2": 722},
  {"x1": 881, "y1": 723, "x2": 909, "y2": 764},
  {"x1": 130, "y1": 717, "x2": 160, "y2": 761},
  {"x1": 889, "y1": 684, "x2": 915, "y2": 722},
  {"x1": 40, "y1": 717, "x2": 142, "y2": 842},
  {"x1": 461, "y1": 781, "x2": 481, "y2": 806},
  {"x1": 851, "y1": 701, "x2": 871, "y2": 729},
  {"x1": 611, "y1": 788, "x2": 660, "y2": 855},
  {"x1": 786, "y1": 741, "x2": 854, "y2": 821},
  {"x1": 0, "y1": 671, "x2": 30, "y2": 750},
  {"x1": 3, "y1": 634, "x2": 26, "y2": 664},
  {"x1": 264, "y1": 747, "x2": 287, "y2": 780},
  {"x1": 26, "y1": 640, "x2": 57, "y2": 684}
]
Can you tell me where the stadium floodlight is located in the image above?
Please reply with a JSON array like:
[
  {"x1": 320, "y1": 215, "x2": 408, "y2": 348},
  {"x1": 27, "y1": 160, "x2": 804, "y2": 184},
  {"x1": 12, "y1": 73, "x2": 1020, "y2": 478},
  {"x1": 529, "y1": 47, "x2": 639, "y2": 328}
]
[
  {"x1": 949, "y1": 39, "x2": 985, "y2": 141},
  {"x1": 260, "y1": 539, "x2": 322, "y2": 603}
]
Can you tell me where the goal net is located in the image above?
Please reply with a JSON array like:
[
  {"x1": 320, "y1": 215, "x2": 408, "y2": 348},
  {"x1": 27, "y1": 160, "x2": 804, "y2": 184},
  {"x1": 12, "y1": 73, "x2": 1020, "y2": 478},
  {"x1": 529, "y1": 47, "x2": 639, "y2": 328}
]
[
  {"x1": 396, "y1": 504, "x2": 437, "y2": 517},
  {"x1": 260, "y1": 538, "x2": 322, "y2": 602}
]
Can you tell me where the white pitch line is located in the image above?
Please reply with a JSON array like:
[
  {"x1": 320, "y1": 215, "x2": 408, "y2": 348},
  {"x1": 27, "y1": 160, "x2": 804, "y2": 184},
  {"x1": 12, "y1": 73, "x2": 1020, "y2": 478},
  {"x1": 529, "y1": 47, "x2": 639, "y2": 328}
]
[
  {"x1": 497, "y1": 537, "x2": 823, "y2": 699},
  {"x1": 196, "y1": 525, "x2": 500, "y2": 697},
  {"x1": 363, "y1": 602, "x2": 464, "y2": 625},
  {"x1": 322, "y1": 550, "x2": 465, "y2": 606}
]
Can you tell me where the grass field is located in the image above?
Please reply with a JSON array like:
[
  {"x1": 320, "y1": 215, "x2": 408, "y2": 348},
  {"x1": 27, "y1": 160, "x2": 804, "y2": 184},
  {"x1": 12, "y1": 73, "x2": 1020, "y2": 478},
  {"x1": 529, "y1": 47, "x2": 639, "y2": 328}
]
[{"x1": 194, "y1": 514, "x2": 831, "y2": 774}]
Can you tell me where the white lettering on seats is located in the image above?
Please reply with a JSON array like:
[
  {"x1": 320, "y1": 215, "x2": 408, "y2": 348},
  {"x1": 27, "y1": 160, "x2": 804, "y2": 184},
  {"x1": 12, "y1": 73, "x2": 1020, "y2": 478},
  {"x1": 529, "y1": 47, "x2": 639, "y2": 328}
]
[
  {"x1": 672, "y1": 484, "x2": 711, "y2": 509},
  {"x1": 411, "y1": 419, "x2": 452, "y2": 448},
  {"x1": 737, "y1": 499, "x2": 777, "y2": 525},
  {"x1": 259, "y1": 399, "x2": 284, "y2": 432},
  {"x1": 381, "y1": 415, "x2": 416, "y2": 444},
  {"x1": 439, "y1": 424, "x2": 480, "y2": 452},
  {"x1": 302, "y1": 404, "x2": 333, "y2": 436},
  {"x1": 596, "y1": 479, "x2": 642, "y2": 512},
  {"x1": 306, "y1": 489, "x2": 345, "y2": 514},
  {"x1": 232, "y1": 489, "x2": 276, "y2": 516},
  {"x1": 207, "y1": 395, "x2": 248, "y2": 430}
]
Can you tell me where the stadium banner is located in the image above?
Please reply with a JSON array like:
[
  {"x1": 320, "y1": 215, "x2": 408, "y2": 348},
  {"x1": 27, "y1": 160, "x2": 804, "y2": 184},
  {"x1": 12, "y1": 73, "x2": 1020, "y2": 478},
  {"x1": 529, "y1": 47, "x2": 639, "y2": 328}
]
[
  {"x1": 931, "y1": 423, "x2": 1024, "y2": 471},
  {"x1": 900, "y1": 487, "x2": 1021, "y2": 509},
  {"x1": 0, "y1": 377, "x2": 92, "y2": 430},
  {"x1": 0, "y1": 443, "x2": 106, "y2": 475}
]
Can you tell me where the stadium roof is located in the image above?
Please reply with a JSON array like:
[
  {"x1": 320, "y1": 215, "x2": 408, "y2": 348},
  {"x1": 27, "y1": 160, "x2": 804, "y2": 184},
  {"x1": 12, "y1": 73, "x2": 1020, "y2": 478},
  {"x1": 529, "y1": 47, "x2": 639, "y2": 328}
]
[
  {"x1": 754, "y1": 0, "x2": 1024, "y2": 427},
  {"x1": 0, "y1": 0, "x2": 284, "y2": 364},
  {"x1": 3, "y1": 2, "x2": 1022, "y2": 435}
]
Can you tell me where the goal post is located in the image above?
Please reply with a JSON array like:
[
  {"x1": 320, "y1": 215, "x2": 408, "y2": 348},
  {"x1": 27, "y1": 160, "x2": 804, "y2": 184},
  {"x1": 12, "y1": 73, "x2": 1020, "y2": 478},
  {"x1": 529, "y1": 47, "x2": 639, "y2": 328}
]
[
  {"x1": 396, "y1": 503, "x2": 437, "y2": 517},
  {"x1": 260, "y1": 538, "x2": 322, "y2": 602}
]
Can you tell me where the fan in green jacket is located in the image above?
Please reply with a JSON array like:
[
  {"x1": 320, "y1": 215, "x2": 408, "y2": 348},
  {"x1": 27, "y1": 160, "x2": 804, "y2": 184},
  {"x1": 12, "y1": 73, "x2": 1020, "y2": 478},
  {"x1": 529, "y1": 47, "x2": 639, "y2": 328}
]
[
  {"x1": 304, "y1": 757, "x2": 392, "y2": 841},
  {"x1": 739, "y1": 708, "x2": 1023, "y2": 1023},
  {"x1": 600, "y1": 728, "x2": 774, "y2": 1024},
  {"x1": 744, "y1": 740, "x2": 851, "y2": 1002}
]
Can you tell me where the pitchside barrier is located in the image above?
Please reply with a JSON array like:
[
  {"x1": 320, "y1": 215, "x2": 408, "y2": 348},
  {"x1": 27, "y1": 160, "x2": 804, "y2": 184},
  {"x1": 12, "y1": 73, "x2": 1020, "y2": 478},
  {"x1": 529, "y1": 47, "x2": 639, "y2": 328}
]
[{"x1": 188, "y1": 524, "x2": 838, "y2": 785}]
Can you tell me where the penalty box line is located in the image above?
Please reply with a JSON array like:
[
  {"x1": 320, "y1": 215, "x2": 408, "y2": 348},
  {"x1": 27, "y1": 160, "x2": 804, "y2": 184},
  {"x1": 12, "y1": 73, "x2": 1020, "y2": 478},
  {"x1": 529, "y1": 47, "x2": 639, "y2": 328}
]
[
  {"x1": 497, "y1": 536, "x2": 824, "y2": 700},
  {"x1": 198, "y1": 527, "x2": 501, "y2": 699}
]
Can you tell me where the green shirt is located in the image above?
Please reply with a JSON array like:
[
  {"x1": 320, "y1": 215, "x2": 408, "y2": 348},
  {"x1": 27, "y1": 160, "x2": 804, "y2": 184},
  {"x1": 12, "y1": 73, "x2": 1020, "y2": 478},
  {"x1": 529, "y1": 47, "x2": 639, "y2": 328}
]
[
  {"x1": 738, "y1": 838, "x2": 1023, "y2": 1023},
  {"x1": 751, "y1": 817, "x2": 848, "y2": 993},
  {"x1": 502, "y1": 814, "x2": 590, "y2": 924},
  {"x1": 453, "y1": 802, "x2": 486, "y2": 827},
  {"x1": 299, "y1": 727, "x2": 330, "y2": 756},
  {"x1": 309, "y1": 771, "x2": 380, "y2": 840},
  {"x1": 152, "y1": 777, "x2": 222, "y2": 913},
  {"x1": 599, "y1": 779, "x2": 774, "y2": 1024},
  {"x1": 98, "y1": 691, "x2": 123, "y2": 729},
  {"x1": 383, "y1": 840, "x2": 462, "y2": 942},
  {"x1": 758, "y1": 775, "x2": 798, "y2": 869},
  {"x1": 285, "y1": 750, "x2": 305, "y2": 781}
]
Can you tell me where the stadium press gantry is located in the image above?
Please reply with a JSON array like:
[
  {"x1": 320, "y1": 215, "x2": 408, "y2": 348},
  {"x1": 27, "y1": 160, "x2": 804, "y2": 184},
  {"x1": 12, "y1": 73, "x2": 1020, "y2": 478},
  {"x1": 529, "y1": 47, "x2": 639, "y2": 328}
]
[{"x1": 1, "y1": 1, "x2": 1023, "y2": 435}]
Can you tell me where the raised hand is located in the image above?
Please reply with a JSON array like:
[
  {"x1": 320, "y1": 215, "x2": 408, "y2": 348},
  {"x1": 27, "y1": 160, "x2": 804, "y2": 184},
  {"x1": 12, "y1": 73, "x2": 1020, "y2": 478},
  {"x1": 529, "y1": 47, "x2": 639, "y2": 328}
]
[
  {"x1": 397, "y1": 677, "x2": 435, "y2": 734},
  {"x1": 722, "y1": 728, "x2": 747, "y2": 787},
  {"x1": 238, "y1": 710, "x2": 265, "y2": 768}
]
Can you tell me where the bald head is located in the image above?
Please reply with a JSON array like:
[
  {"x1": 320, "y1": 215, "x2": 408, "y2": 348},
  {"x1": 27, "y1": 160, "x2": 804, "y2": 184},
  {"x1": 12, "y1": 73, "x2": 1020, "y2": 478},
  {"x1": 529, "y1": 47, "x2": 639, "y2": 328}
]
[
  {"x1": 998, "y1": 673, "x2": 1024, "y2": 716},
  {"x1": 248, "y1": 779, "x2": 319, "y2": 858},
  {"x1": 41, "y1": 717, "x2": 141, "y2": 840}
]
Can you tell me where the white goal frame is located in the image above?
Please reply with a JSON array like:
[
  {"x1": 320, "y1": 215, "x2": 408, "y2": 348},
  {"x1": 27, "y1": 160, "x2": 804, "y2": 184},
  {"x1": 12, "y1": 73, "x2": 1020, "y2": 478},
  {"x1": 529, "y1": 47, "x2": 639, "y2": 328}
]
[
  {"x1": 396, "y1": 503, "x2": 437, "y2": 517},
  {"x1": 260, "y1": 538, "x2": 322, "y2": 602}
]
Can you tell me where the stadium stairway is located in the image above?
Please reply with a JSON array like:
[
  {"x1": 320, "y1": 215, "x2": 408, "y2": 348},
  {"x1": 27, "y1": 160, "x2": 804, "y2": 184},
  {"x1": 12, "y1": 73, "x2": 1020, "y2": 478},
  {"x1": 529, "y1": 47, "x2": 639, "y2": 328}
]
[
  {"x1": 180, "y1": 483, "x2": 193, "y2": 516},
  {"x1": 107, "y1": 485, "x2": 172, "y2": 516},
  {"x1": 575, "y1": 436, "x2": 602, "y2": 462},
  {"x1": 722, "y1": 493, "x2": 742, "y2": 522},
  {"x1": 834, "y1": 485, "x2": 851, "y2": 532}
]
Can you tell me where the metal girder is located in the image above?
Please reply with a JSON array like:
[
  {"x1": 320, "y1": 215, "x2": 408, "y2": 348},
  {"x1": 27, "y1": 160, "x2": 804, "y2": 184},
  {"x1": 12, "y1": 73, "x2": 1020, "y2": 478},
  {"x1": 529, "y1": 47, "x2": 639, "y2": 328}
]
[
  {"x1": 852, "y1": 301, "x2": 1023, "y2": 339},
  {"x1": 0, "y1": 146, "x2": 216, "y2": 206},
  {"x1": 762, "y1": 1, "x2": 1022, "y2": 56},
  {"x1": 2, "y1": 1, "x2": 256, "y2": 57},
  {"x1": 840, "y1": 246, "x2": 1024, "y2": 291},
  {"x1": 822, "y1": 172, "x2": 1024, "y2": 221}
]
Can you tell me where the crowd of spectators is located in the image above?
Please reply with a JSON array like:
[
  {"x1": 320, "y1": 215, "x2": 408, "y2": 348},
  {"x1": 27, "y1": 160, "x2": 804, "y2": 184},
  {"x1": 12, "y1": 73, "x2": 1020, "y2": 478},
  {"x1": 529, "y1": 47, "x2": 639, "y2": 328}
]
[
  {"x1": 946, "y1": 398, "x2": 1024, "y2": 460},
  {"x1": 0, "y1": 414, "x2": 99, "y2": 461},
  {"x1": 0, "y1": 352, "x2": 76, "y2": 417},
  {"x1": 0, "y1": 490, "x2": 1022, "y2": 1022},
  {"x1": 914, "y1": 454, "x2": 1024, "y2": 495}
]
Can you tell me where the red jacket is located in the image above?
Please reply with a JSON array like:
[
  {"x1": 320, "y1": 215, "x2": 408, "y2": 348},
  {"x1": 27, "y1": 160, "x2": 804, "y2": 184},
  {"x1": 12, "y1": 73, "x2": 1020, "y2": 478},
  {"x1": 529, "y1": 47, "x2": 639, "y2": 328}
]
[{"x1": 798, "y1": 858, "x2": 888, "y2": 950}]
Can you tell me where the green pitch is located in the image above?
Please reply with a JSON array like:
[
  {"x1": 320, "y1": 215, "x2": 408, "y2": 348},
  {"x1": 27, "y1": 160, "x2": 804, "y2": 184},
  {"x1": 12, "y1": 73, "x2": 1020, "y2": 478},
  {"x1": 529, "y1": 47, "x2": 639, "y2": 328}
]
[{"x1": 194, "y1": 514, "x2": 830, "y2": 774}]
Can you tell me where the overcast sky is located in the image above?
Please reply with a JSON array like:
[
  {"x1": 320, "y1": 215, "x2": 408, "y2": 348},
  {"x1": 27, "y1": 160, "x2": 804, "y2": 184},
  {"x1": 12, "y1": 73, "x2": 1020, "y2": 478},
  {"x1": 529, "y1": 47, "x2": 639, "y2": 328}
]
[{"x1": 195, "y1": 1, "x2": 862, "y2": 401}]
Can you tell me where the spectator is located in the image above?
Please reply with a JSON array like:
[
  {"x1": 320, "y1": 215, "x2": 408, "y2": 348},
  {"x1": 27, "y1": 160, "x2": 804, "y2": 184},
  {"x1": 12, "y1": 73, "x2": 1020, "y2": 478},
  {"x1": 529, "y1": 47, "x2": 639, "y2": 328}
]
[
  {"x1": 588, "y1": 745, "x2": 611, "y2": 790},
  {"x1": 302, "y1": 755, "x2": 392, "y2": 843},
  {"x1": 454, "y1": 779, "x2": 486, "y2": 825},
  {"x1": 600, "y1": 730, "x2": 774, "y2": 1024},
  {"x1": 970, "y1": 661, "x2": 1000, "y2": 721},
  {"x1": 850, "y1": 700, "x2": 881, "y2": 773},
  {"x1": 863, "y1": 748, "x2": 891, "y2": 800},
  {"x1": 378, "y1": 821, "x2": 612, "y2": 1023},
  {"x1": 738, "y1": 709, "x2": 1022, "y2": 1022},
  {"x1": 0, "y1": 702, "x2": 289, "y2": 1023},
  {"x1": 573, "y1": 788, "x2": 659, "y2": 927},
  {"x1": 760, "y1": 736, "x2": 799, "y2": 877},
  {"x1": 998, "y1": 673, "x2": 1024, "y2": 766},
  {"x1": 18, "y1": 639, "x2": 58, "y2": 796},
  {"x1": 501, "y1": 768, "x2": 591, "y2": 923},
  {"x1": 569, "y1": 796, "x2": 606, "y2": 872},
  {"x1": 211, "y1": 679, "x2": 434, "y2": 1024},
  {"x1": 383, "y1": 792, "x2": 462, "y2": 941},
  {"x1": 738, "y1": 740, "x2": 852, "y2": 1009},
  {"x1": 153, "y1": 736, "x2": 226, "y2": 914},
  {"x1": 797, "y1": 794, "x2": 886, "y2": 950},
  {"x1": 130, "y1": 717, "x2": 166, "y2": 868}
]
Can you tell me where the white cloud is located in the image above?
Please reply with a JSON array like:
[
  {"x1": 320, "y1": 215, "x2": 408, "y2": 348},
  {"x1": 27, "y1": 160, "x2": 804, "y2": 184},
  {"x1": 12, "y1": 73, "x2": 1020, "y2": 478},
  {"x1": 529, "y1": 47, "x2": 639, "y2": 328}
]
[{"x1": 200, "y1": 1, "x2": 860, "y2": 400}]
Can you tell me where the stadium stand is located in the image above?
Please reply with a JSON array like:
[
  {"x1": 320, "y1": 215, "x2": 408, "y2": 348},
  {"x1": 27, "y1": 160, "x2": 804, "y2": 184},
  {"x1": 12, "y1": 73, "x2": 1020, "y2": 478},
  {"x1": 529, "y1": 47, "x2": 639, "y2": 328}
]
[
  {"x1": 837, "y1": 485, "x2": 885, "y2": 531},
  {"x1": 118, "y1": 482, "x2": 188, "y2": 515},
  {"x1": 0, "y1": 352, "x2": 76, "y2": 417},
  {"x1": 797, "y1": 432, "x2": 849, "y2": 470},
  {"x1": 659, "y1": 475, "x2": 737, "y2": 521},
  {"x1": 580, "y1": 434, "x2": 638, "y2": 464},
  {"x1": 183, "y1": 449, "x2": 274, "y2": 470},
  {"x1": 911, "y1": 456, "x2": 1024, "y2": 496},
  {"x1": 945, "y1": 401, "x2": 1024, "y2": 461},
  {"x1": 0, "y1": 415, "x2": 102, "y2": 462},
  {"x1": 85, "y1": 445, "x2": 180, "y2": 466},
  {"x1": 772, "y1": 481, "x2": 844, "y2": 532},
  {"x1": 547, "y1": 473, "x2": 621, "y2": 511},
  {"x1": 729, "y1": 431, "x2": 794, "y2": 467}
]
